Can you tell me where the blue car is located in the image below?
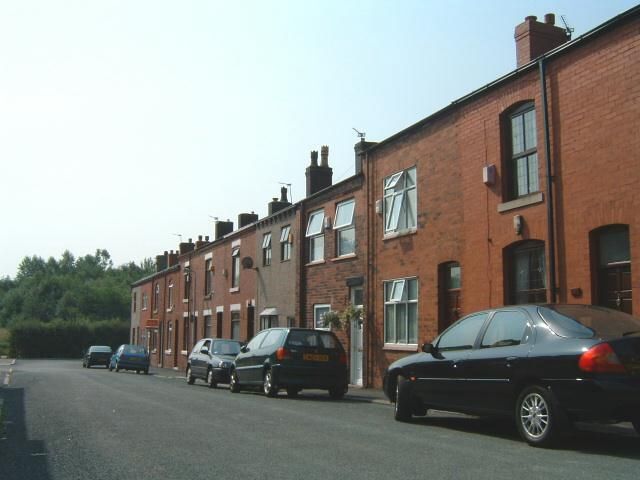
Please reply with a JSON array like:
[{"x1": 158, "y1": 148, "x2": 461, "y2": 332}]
[{"x1": 109, "y1": 344, "x2": 150, "y2": 374}]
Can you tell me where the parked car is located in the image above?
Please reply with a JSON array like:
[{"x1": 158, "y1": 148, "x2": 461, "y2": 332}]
[
  {"x1": 230, "y1": 328, "x2": 349, "y2": 399},
  {"x1": 186, "y1": 338, "x2": 242, "y2": 388},
  {"x1": 82, "y1": 345, "x2": 113, "y2": 368},
  {"x1": 109, "y1": 344, "x2": 150, "y2": 374},
  {"x1": 383, "y1": 304, "x2": 640, "y2": 447}
]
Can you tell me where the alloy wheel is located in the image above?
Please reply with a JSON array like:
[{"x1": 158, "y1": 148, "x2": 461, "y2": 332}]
[{"x1": 520, "y1": 392, "x2": 550, "y2": 439}]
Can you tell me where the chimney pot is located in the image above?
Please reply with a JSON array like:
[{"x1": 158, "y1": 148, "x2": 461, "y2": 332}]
[
  {"x1": 280, "y1": 186, "x2": 288, "y2": 202},
  {"x1": 198, "y1": 235, "x2": 202, "y2": 241},
  {"x1": 310, "y1": 150, "x2": 318, "y2": 166},
  {"x1": 320, "y1": 145, "x2": 329, "y2": 167},
  {"x1": 544, "y1": 13, "x2": 555, "y2": 25},
  {"x1": 205, "y1": 236, "x2": 209, "y2": 241},
  {"x1": 525, "y1": 15, "x2": 537, "y2": 22}
]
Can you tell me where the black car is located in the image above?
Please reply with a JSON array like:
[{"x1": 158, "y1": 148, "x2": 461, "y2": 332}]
[
  {"x1": 186, "y1": 338, "x2": 242, "y2": 388},
  {"x1": 82, "y1": 345, "x2": 113, "y2": 368},
  {"x1": 383, "y1": 304, "x2": 640, "y2": 447},
  {"x1": 230, "y1": 328, "x2": 349, "y2": 399}
]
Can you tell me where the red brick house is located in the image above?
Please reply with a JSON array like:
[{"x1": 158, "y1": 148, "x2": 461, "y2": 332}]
[{"x1": 362, "y1": 8, "x2": 640, "y2": 387}]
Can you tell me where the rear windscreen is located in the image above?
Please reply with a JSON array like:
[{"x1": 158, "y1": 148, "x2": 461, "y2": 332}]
[
  {"x1": 90, "y1": 346, "x2": 112, "y2": 353},
  {"x1": 286, "y1": 331, "x2": 343, "y2": 350},
  {"x1": 538, "y1": 305, "x2": 640, "y2": 339},
  {"x1": 124, "y1": 345, "x2": 147, "y2": 355}
]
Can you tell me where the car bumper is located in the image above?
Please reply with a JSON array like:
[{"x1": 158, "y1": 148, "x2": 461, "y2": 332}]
[
  {"x1": 211, "y1": 367, "x2": 232, "y2": 383},
  {"x1": 271, "y1": 364, "x2": 348, "y2": 389},
  {"x1": 549, "y1": 376, "x2": 640, "y2": 421},
  {"x1": 115, "y1": 360, "x2": 149, "y2": 370}
]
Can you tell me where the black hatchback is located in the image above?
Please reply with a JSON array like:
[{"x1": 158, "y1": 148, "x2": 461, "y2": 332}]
[
  {"x1": 186, "y1": 338, "x2": 242, "y2": 388},
  {"x1": 230, "y1": 328, "x2": 348, "y2": 399},
  {"x1": 383, "y1": 304, "x2": 640, "y2": 447}
]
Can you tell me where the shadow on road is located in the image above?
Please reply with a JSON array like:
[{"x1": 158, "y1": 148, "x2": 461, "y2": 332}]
[
  {"x1": 409, "y1": 414, "x2": 640, "y2": 459},
  {"x1": 0, "y1": 387, "x2": 52, "y2": 480}
]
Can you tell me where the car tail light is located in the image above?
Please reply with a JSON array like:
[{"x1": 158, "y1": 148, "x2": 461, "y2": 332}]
[
  {"x1": 339, "y1": 352, "x2": 347, "y2": 365},
  {"x1": 579, "y1": 343, "x2": 626, "y2": 373},
  {"x1": 276, "y1": 347, "x2": 291, "y2": 361}
]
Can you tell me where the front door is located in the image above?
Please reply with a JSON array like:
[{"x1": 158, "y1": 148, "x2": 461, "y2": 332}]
[
  {"x1": 439, "y1": 262, "x2": 461, "y2": 332},
  {"x1": 595, "y1": 225, "x2": 632, "y2": 314},
  {"x1": 350, "y1": 287, "x2": 364, "y2": 386}
]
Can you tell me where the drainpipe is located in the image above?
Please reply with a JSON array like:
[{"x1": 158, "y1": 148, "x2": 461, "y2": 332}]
[{"x1": 539, "y1": 58, "x2": 557, "y2": 303}]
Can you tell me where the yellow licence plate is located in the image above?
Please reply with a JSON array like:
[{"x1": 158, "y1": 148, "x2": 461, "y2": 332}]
[{"x1": 303, "y1": 353, "x2": 328, "y2": 362}]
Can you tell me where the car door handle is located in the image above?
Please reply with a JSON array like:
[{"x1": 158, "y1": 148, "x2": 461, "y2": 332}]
[{"x1": 505, "y1": 356, "x2": 517, "y2": 367}]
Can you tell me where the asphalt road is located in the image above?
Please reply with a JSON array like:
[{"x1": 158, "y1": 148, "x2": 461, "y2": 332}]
[{"x1": 1, "y1": 360, "x2": 639, "y2": 480}]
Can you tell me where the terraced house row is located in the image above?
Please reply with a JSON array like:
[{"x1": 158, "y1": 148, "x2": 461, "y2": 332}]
[{"x1": 130, "y1": 7, "x2": 640, "y2": 388}]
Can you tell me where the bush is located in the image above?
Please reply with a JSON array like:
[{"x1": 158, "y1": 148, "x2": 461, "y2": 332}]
[{"x1": 9, "y1": 318, "x2": 129, "y2": 358}]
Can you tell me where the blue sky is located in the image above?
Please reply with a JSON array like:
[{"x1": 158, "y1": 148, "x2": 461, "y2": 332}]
[{"x1": 1, "y1": 0, "x2": 637, "y2": 278}]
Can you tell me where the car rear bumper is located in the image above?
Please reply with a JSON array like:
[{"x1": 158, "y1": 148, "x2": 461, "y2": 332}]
[
  {"x1": 549, "y1": 376, "x2": 640, "y2": 421},
  {"x1": 116, "y1": 360, "x2": 150, "y2": 370},
  {"x1": 271, "y1": 364, "x2": 348, "y2": 389}
]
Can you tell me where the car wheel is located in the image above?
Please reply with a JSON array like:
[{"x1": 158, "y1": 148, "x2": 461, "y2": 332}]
[
  {"x1": 136, "y1": 370, "x2": 140, "y2": 374},
  {"x1": 144, "y1": 368, "x2": 149, "y2": 375},
  {"x1": 86, "y1": 363, "x2": 91, "y2": 369},
  {"x1": 515, "y1": 385, "x2": 564, "y2": 447},
  {"x1": 115, "y1": 363, "x2": 120, "y2": 372},
  {"x1": 109, "y1": 364, "x2": 113, "y2": 372},
  {"x1": 207, "y1": 369, "x2": 217, "y2": 389},
  {"x1": 329, "y1": 385, "x2": 347, "y2": 400},
  {"x1": 394, "y1": 375, "x2": 413, "y2": 422},
  {"x1": 286, "y1": 387, "x2": 299, "y2": 398},
  {"x1": 263, "y1": 369, "x2": 278, "y2": 397},
  {"x1": 186, "y1": 366, "x2": 195, "y2": 385},
  {"x1": 229, "y1": 369, "x2": 241, "y2": 393}
]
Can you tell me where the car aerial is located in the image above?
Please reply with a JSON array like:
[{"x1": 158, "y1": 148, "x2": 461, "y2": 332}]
[
  {"x1": 82, "y1": 345, "x2": 113, "y2": 368},
  {"x1": 230, "y1": 327, "x2": 349, "y2": 399},
  {"x1": 109, "y1": 344, "x2": 150, "y2": 374},
  {"x1": 186, "y1": 338, "x2": 242, "y2": 388},
  {"x1": 383, "y1": 304, "x2": 640, "y2": 447}
]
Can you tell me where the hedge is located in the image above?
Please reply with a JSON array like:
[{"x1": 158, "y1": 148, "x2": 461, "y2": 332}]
[{"x1": 9, "y1": 319, "x2": 129, "y2": 358}]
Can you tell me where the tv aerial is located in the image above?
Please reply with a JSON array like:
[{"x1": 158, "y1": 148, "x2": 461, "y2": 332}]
[
  {"x1": 352, "y1": 127, "x2": 366, "y2": 140},
  {"x1": 560, "y1": 15, "x2": 574, "y2": 38}
]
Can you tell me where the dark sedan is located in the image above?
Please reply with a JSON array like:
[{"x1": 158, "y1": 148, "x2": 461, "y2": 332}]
[
  {"x1": 383, "y1": 304, "x2": 640, "y2": 447},
  {"x1": 230, "y1": 328, "x2": 348, "y2": 399},
  {"x1": 186, "y1": 338, "x2": 242, "y2": 388},
  {"x1": 82, "y1": 345, "x2": 112, "y2": 368}
]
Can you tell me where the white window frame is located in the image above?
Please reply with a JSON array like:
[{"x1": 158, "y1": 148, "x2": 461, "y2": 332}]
[
  {"x1": 313, "y1": 304, "x2": 331, "y2": 331},
  {"x1": 167, "y1": 281, "x2": 174, "y2": 311},
  {"x1": 262, "y1": 232, "x2": 272, "y2": 266},
  {"x1": 383, "y1": 167, "x2": 417, "y2": 234},
  {"x1": 306, "y1": 210, "x2": 325, "y2": 263},
  {"x1": 280, "y1": 225, "x2": 291, "y2": 261},
  {"x1": 334, "y1": 199, "x2": 356, "y2": 257},
  {"x1": 231, "y1": 248, "x2": 240, "y2": 288},
  {"x1": 384, "y1": 277, "x2": 418, "y2": 346}
]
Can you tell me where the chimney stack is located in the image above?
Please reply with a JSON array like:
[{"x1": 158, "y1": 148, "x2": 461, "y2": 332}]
[
  {"x1": 238, "y1": 212, "x2": 259, "y2": 228},
  {"x1": 195, "y1": 235, "x2": 208, "y2": 249},
  {"x1": 156, "y1": 252, "x2": 168, "y2": 272},
  {"x1": 167, "y1": 250, "x2": 179, "y2": 267},
  {"x1": 179, "y1": 238, "x2": 195, "y2": 255},
  {"x1": 305, "y1": 146, "x2": 333, "y2": 197},
  {"x1": 215, "y1": 220, "x2": 234, "y2": 240},
  {"x1": 354, "y1": 139, "x2": 377, "y2": 175},
  {"x1": 268, "y1": 187, "x2": 292, "y2": 215},
  {"x1": 515, "y1": 13, "x2": 570, "y2": 67}
]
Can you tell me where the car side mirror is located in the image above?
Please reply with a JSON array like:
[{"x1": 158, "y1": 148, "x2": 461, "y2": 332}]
[
  {"x1": 421, "y1": 343, "x2": 436, "y2": 354},
  {"x1": 240, "y1": 345, "x2": 249, "y2": 353}
]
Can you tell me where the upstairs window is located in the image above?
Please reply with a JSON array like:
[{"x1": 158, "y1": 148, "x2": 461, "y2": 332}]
[
  {"x1": 306, "y1": 210, "x2": 325, "y2": 263},
  {"x1": 384, "y1": 167, "x2": 417, "y2": 234},
  {"x1": 280, "y1": 225, "x2": 292, "y2": 261},
  {"x1": 231, "y1": 248, "x2": 240, "y2": 288},
  {"x1": 334, "y1": 199, "x2": 356, "y2": 257},
  {"x1": 153, "y1": 283, "x2": 160, "y2": 313},
  {"x1": 262, "y1": 233, "x2": 272, "y2": 266},
  {"x1": 142, "y1": 292, "x2": 148, "y2": 311},
  {"x1": 167, "y1": 281, "x2": 174, "y2": 310},
  {"x1": 204, "y1": 258, "x2": 213, "y2": 296},
  {"x1": 508, "y1": 103, "x2": 538, "y2": 199},
  {"x1": 132, "y1": 292, "x2": 137, "y2": 312}
]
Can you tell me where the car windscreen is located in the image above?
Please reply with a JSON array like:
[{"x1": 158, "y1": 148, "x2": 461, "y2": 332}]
[
  {"x1": 124, "y1": 345, "x2": 147, "y2": 355},
  {"x1": 285, "y1": 331, "x2": 343, "y2": 350},
  {"x1": 212, "y1": 340, "x2": 241, "y2": 356},
  {"x1": 89, "y1": 346, "x2": 112, "y2": 353},
  {"x1": 538, "y1": 305, "x2": 640, "y2": 339}
]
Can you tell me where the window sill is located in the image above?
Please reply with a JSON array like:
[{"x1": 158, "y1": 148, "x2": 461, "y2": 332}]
[
  {"x1": 497, "y1": 192, "x2": 544, "y2": 213},
  {"x1": 305, "y1": 260, "x2": 326, "y2": 267},
  {"x1": 383, "y1": 343, "x2": 419, "y2": 352},
  {"x1": 229, "y1": 287, "x2": 240, "y2": 293},
  {"x1": 181, "y1": 350, "x2": 188, "y2": 356},
  {"x1": 204, "y1": 294, "x2": 212, "y2": 300},
  {"x1": 182, "y1": 299, "x2": 189, "y2": 304},
  {"x1": 331, "y1": 254, "x2": 357, "y2": 263},
  {"x1": 166, "y1": 308, "x2": 173, "y2": 313},
  {"x1": 164, "y1": 349, "x2": 172, "y2": 355},
  {"x1": 383, "y1": 228, "x2": 417, "y2": 241}
]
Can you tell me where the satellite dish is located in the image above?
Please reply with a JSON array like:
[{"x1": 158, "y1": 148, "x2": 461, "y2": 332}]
[{"x1": 241, "y1": 256, "x2": 254, "y2": 269}]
